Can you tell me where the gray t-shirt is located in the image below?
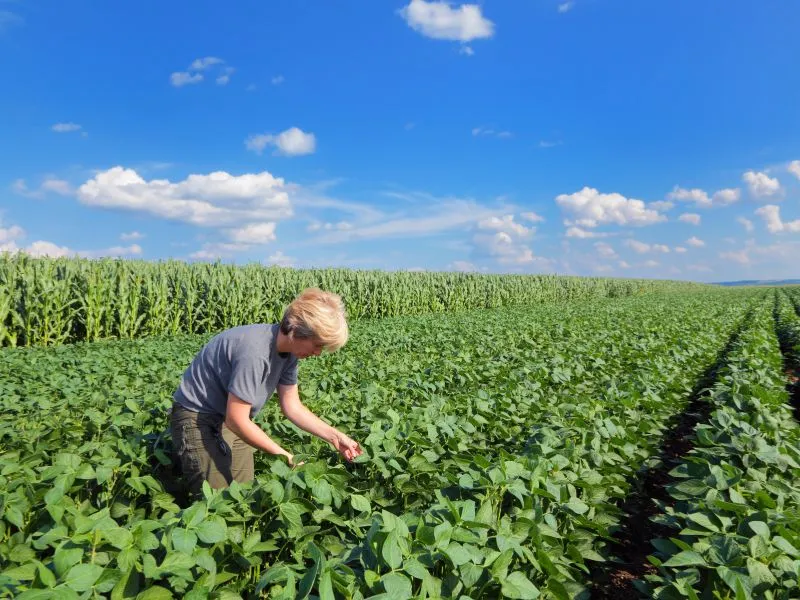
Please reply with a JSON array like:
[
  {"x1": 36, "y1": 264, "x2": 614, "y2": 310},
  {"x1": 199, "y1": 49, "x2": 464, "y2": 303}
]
[{"x1": 173, "y1": 323, "x2": 298, "y2": 418}]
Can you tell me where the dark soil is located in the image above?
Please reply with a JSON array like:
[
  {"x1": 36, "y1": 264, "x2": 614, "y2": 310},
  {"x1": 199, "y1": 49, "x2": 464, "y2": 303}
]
[{"x1": 588, "y1": 319, "x2": 748, "y2": 599}]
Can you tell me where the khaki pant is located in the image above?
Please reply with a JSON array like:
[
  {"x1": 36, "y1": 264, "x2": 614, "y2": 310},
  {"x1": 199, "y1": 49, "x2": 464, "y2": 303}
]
[{"x1": 170, "y1": 403, "x2": 254, "y2": 497}]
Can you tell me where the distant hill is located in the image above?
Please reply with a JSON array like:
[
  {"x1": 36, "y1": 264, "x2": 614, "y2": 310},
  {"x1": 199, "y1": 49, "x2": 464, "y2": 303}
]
[{"x1": 715, "y1": 279, "x2": 800, "y2": 287}]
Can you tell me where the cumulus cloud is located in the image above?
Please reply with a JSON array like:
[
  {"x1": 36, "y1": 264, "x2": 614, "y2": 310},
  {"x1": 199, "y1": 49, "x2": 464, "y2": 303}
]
[
  {"x1": 271, "y1": 75, "x2": 285, "y2": 85},
  {"x1": 565, "y1": 227, "x2": 610, "y2": 238},
  {"x1": 0, "y1": 218, "x2": 142, "y2": 259},
  {"x1": 265, "y1": 250, "x2": 295, "y2": 267},
  {"x1": 679, "y1": 213, "x2": 701, "y2": 225},
  {"x1": 648, "y1": 200, "x2": 674, "y2": 212},
  {"x1": 556, "y1": 187, "x2": 666, "y2": 228},
  {"x1": 712, "y1": 188, "x2": 741, "y2": 206},
  {"x1": 12, "y1": 176, "x2": 72, "y2": 198},
  {"x1": 742, "y1": 170, "x2": 781, "y2": 198},
  {"x1": 667, "y1": 186, "x2": 710, "y2": 208},
  {"x1": 245, "y1": 127, "x2": 316, "y2": 157},
  {"x1": 558, "y1": 2, "x2": 574, "y2": 13},
  {"x1": 120, "y1": 231, "x2": 145, "y2": 241},
  {"x1": 789, "y1": 160, "x2": 800, "y2": 180},
  {"x1": 189, "y1": 242, "x2": 251, "y2": 260},
  {"x1": 76, "y1": 167, "x2": 293, "y2": 230},
  {"x1": 720, "y1": 239, "x2": 800, "y2": 269},
  {"x1": 171, "y1": 57, "x2": 230, "y2": 87},
  {"x1": 520, "y1": 211, "x2": 545, "y2": 223},
  {"x1": 225, "y1": 222, "x2": 277, "y2": 244},
  {"x1": 674, "y1": 246, "x2": 687, "y2": 253},
  {"x1": 307, "y1": 221, "x2": 354, "y2": 232},
  {"x1": 399, "y1": 0, "x2": 495, "y2": 42},
  {"x1": 755, "y1": 205, "x2": 800, "y2": 234},
  {"x1": 686, "y1": 236, "x2": 705, "y2": 248},
  {"x1": 594, "y1": 242, "x2": 617, "y2": 258},
  {"x1": 624, "y1": 239, "x2": 670, "y2": 254},
  {"x1": 737, "y1": 217, "x2": 754, "y2": 232}
]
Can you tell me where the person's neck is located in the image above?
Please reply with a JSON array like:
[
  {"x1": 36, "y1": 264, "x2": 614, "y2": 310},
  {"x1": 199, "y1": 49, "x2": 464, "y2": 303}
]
[{"x1": 276, "y1": 329, "x2": 291, "y2": 354}]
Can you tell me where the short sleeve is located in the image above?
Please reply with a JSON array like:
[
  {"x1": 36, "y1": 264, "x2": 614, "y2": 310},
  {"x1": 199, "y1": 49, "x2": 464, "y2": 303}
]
[
  {"x1": 228, "y1": 356, "x2": 264, "y2": 405},
  {"x1": 279, "y1": 355, "x2": 299, "y2": 386}
]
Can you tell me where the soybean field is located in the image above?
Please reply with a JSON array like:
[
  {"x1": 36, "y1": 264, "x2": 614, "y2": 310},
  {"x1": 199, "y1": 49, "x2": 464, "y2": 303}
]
[{"x1": 1, "y1": 263, "x2": 799, "y2": 599}]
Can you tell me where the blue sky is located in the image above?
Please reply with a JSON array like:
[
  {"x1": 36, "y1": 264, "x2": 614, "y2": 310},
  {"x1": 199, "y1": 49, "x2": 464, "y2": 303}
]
[{"x1": 1, "y1": 1, "x2": 799, "y2": 282}]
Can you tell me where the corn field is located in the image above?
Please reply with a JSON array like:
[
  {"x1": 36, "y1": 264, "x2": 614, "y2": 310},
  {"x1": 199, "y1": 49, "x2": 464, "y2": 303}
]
[{"x1": 0, "y1": 254, "x2": 709, "y2": 347}]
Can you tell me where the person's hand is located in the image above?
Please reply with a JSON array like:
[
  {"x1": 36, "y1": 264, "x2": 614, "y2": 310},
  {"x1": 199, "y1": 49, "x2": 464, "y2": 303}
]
[
  {"x1": 332, "y1": 431, "x2": 363, "y2": 462},
  {"x1": 284, "y1": 452, "x2": 305, "y2": 469}
]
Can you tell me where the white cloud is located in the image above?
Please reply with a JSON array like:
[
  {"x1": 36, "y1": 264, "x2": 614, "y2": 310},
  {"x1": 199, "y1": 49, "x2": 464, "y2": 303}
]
[
  {"x1": 399, "y1": 0, "x2": 495, "y2": 42},
  {"x1": 170, "y1": 72, "x2": 203, "y2": 87},
  {"x1": 271, "y1": 75, "x2": 285, "y2": 85},
  {"x1": 51, "y1": 123, "x2": 82, "y2": 133},
  {"x1": 648, "y1": 200, "x2": 674, "y2": 212},
  {"x1": 265, "y1": 250, "x2": 295, "y2": 267},
  {"x1": 667, "y1": 186, "x2": 711, "y2": 208},
  {"x1": 190, "y1": 57, "x2": 224, "y2": 71},
  {"x1": 712, "y1": 188, "x2": 741, "y2": 206},
  {"x1": 755, "y1": 205, "x2": 800, "y2": 234},
  {"x1": 77, "y1": 167, "x2": 293, "y2": 229},
  {"x1": 618, "y1": 260, "x2": 631, "y2": 269},
  {"x1": 643, "y1": 260, "x2": 659, "y2": 268},
  {"x1": 556, "y1": 187, "x2": 666, "y2": 228},
  {"x1": 789, "y1": 160, "x2": 800, "y2": 180},
  {"x1": 743, "y1": 170, "x2": 781, "y2": 198},
  {"x1": 472, "y1": 127, "x2": 513, "y2": 139},
  {"x1": 686, "y1": 236, "x2": 705, "y2": 248},
  {"x1": 539, "y1": 140, "x2": 563, "y2": 148},
  {"x1": 245, "y1": 127, "x2": 316, "y2": 157},
  {"x1": 594, "y1": 242, "x2": 617, "y2": 258},
  {"x1": 120, "y1": 231, "x2": 145, "y2": 241},
  {"x1": 478, "y1": 214, "x2": 531, "y2": 237},
  {"x1": 171, "y1": 57, "x2": 229, "y2": 87},
  {"x1": 720, "y1": 239, "x2": 800, "y2": 269},
  {"x1": 558, "y1": 2, "x2": 574, "y2": 13},
  {"x1": 12, "y1": 176, "x2": 72, "y2": 198},
  {"x1": 0, "y1": 223, "x2": 25, "y2": 244},
  {"x1": 80, "y1": 244, "x2": 142, "y2": 259},
  {"x1": 0, "y1": 10, "x2": 24, "y2": 32},
  {"x1": 624, "y1": 239, "x2": 670, "y2": 254},
  {"x1": 565, "y1": 226, "x2": 609, "y2": 239},
  {"x1": 459, "y1": 45, "x2": 474, "y2": 56},
  {"x1": 521, "y1": 211, "x2": 545, "y2": 223},
  {"x1": 674, "y1": 246, "x2": 687, "y2": 253},
  {"x1": 737, "y1": 217, "x2": 754, "y2": 232},
  {"x1": 679, "y1": 213, "x2": 701, "y2": 225},
  {"x1": 189, "y1": 242, "x2": 251, "y2": 260},
  {"x1": 225, "y1": 222, "x2": 277, "y2": 244}
]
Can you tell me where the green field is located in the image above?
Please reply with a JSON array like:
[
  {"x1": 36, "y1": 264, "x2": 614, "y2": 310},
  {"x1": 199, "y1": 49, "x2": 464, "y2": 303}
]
[{"x1": 1, "y1": 262, "x2": 799, "y2": 599}]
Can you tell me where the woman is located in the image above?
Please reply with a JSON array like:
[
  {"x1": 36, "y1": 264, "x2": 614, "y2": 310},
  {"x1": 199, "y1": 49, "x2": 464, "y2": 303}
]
[{"x1": 170, "y1": 287, "x2": 362, "y2": 496}]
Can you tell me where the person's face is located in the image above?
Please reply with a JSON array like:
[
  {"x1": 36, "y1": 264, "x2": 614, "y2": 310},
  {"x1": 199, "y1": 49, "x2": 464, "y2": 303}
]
[{"x1": 292, "y1": 336, "x2": 325, "y2": 359}]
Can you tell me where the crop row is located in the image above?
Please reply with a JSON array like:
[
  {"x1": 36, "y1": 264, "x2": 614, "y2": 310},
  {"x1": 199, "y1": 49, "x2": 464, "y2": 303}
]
[
  {"x1": 0, "y1": 254, "x2": 709, "y2": 348},
  {"x1": 0, "y1": 290, "x2": 760, "y2": 598},
  {"x1": 637, "y1": 292, "x2": 800, "y2": 599}
]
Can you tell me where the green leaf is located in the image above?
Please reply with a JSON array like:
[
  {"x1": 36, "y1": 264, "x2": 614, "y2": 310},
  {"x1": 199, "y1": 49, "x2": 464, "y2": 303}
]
[
  {"x1": 748, "y1": 521, "x2": 770, "y2": 538},
  {"x1": 9, "y1": 544, "x2": 35, "y2": 563},
  {"x1": 172, "y1": 527, "x2": 198, "y2": 554},
  {"x1": 501, "y1": 571, "x2": 541, "y2": 599},
  {"x1": 670, "y1": 479, "x2": 708, "y2": 498},
  {"x1": 382, "y1": 530, "x2": 403, "y2": 570},
  {"x1": 195, "y1": 516, "x2": 226, "y2": 544},
  {"x1": 160, "y1": 552, "x2": 195, "y2": 574},
  {"x1": 279, "y1": 502, "x2": 303, "y2": 530},
  {"x1": 350, "y1": 494, "x2": 371, "y2": 513},
  {"x1": 403, "y1": 557, "x2": 429, "y2": 580},
  {"x1": 662, "y1": 550, "x2": 707, "y2": 567},
  {"x1": 65, "y1": 563, "x2": 104, "y2": 592},
  {"x1": 443, "y1": 543, "x2": 472, "y2": 567},
  {"x1": 382, "y1": 572, "x2": 413, "y2": 600},
  {"x1": 708, "y1": 536, "x2": 741, "y2": 565},
  {"x1": 54, "y1": 546, "x2": 84, "y2": 577},
  {"x1": 565, "y1": 497, "x2": 589, "y2": 515},
  {"x1": 318, "y1": 570, "x2": 335, "y2": 600},
  {"x1": 746, "y1": 558, "x2": 776, "y2": 586},
  {"x1": 135, "y1": 586, "x2": 174, "y2": 600},
  {"x1": 686, "y1": 513, "x2": 720, "y2": 532}
]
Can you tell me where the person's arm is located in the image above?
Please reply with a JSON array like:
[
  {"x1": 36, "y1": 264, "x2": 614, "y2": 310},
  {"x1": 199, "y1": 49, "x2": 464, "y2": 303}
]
[
  {"x1": 277, "y1": 383, "x2": 363, "y2": 461},
  {"x1": 224, "y1": 393, "x2": 295, "y2": 463}
]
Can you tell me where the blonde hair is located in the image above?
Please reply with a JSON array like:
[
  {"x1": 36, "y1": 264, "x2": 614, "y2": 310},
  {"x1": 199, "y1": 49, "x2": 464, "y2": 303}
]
[{"x1": 280, "y1": 288, "x2": 349, "y2": 351}]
